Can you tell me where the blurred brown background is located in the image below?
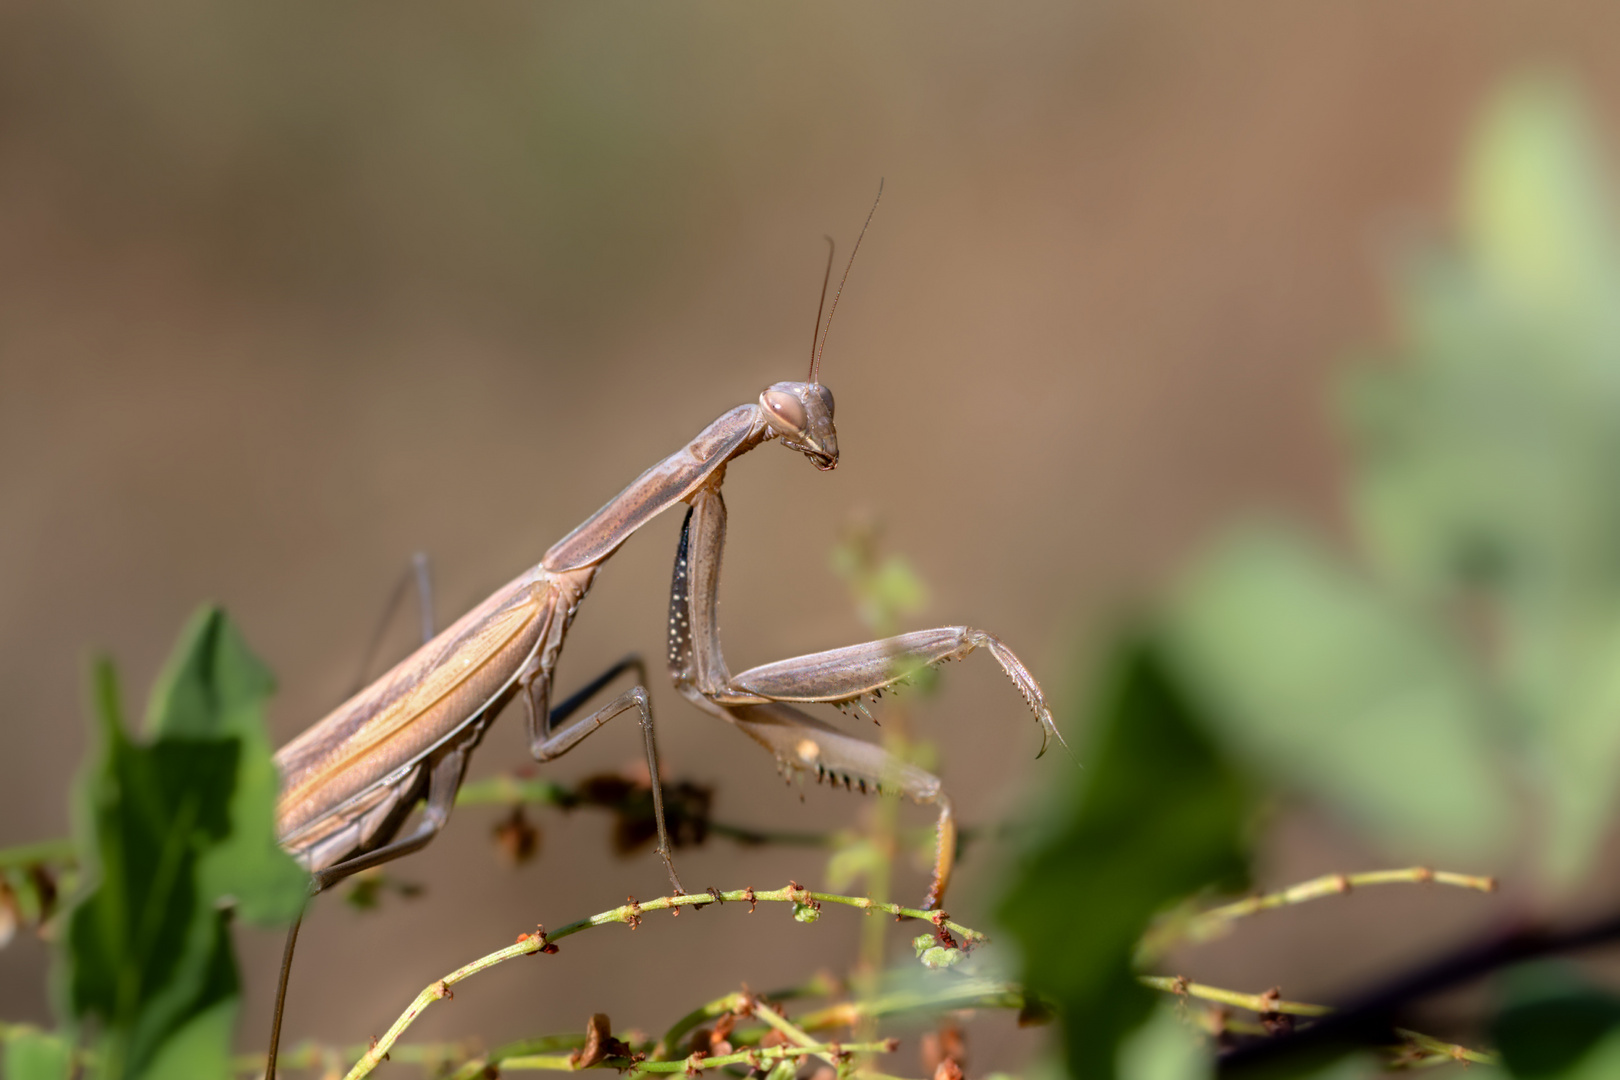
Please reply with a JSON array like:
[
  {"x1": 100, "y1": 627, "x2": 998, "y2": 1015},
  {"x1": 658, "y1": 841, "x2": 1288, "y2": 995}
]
[{"x1": 4, "y1": 0, "x2": 1620, "y2": 1069}]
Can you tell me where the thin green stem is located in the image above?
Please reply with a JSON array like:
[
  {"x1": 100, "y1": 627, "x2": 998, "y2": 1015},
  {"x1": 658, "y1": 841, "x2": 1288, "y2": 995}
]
[
  {"x1": 652, "y1": 992, "x2": 747, "y2": 1061},
  {"x1": 752, "y1": 1000, "x2": 839, "y2": 1067},
  {"x1": 1148, "y1": 977, "x2": 1499, "y2": 1066},
  {"x1": 1140, "y1": 867, "x2": 1498, "y2": 960},
  {"x1": 1195, "y1": 868, "x2": 1495, "y2": 927},
  {"x1": 442, "y1": 1036, "x2": 589, "y2": 1080},
  {"x1": 1394, "y1": 1028, "x2": 1499, "y2": 1067},
  {"x1": 794, "y1": 979, "x2": 1028, "y2": 1033},
  {"x1": 652, "y1": 974, "x2": 843, "y2": 1061},
  {"x1": 1141, "y1": 976, "x2": 1329, "y2": 1017},
  {"x1": 455, "y1": 774, "x2": 939, "y2": 850},
  {"x1": 342, "y1": 885, "x2": 986, "y2": 1080},
  {"x1": 496, "y1": 1040, "x2": 896, "y2": 1074},
  {"x1": 0, "y1": 838, "x2": 78, "y2": 871},
  {"x1": 454, "y1": 775, "x2": 575, "y2": 808}
]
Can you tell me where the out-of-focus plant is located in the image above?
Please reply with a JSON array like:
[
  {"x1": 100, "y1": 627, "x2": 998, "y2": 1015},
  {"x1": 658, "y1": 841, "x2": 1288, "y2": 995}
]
[
  {"x1": 828, "y1": 516, "x2": 941, "y2": 1052},
  {"x1": 997, "y1": 639, "x2": 1255, "y2": 1080},
  {"x1": 0, "y1": 610, "x2": 309, "y2": 1080},
  {"x1": 1170, "y1": 74, "x2": 1620, "y2": 889},
  {"x1": 996, "y1": 73, "x2": 1620, "y2": 1079}
]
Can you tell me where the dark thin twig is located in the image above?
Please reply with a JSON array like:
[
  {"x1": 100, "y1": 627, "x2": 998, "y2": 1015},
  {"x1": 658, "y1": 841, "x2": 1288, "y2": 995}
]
[{"x1": 1217, "y1": 911, "x2": 1620, "y2": 1075}]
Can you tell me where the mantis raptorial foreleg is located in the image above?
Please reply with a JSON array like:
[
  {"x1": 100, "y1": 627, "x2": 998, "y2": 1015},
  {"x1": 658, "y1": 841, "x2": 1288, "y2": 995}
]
[
  {"x1": 725, "y1": 700, "x2": 960, "y2": 906},
  {"x1": 668, "y1": 486, "x2": 1060, "y2": 907}
]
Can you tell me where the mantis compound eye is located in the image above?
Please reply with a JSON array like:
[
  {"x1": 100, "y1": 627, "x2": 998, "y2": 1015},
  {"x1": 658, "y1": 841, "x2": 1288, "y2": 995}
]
[
  {"x1": 762, "y1": 388, "x2": 808, "y2": 435},
  {"x1": 816, "y1": 384, "x2": 834, "y2": 419}
]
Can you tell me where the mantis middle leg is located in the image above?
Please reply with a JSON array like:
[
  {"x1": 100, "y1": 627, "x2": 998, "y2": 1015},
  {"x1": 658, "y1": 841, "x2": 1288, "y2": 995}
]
[
  {"x1": 668, "y1": 487, "x2": 1062, "y2": 908},
  {"x1": 523, "y1": 654, "x2": 684, "y2": 893}
]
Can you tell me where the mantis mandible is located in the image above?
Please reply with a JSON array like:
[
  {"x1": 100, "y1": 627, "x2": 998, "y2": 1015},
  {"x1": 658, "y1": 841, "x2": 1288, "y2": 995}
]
[{"x1": 265, "y1": 188, "x2": 1063, "y2": 1073}]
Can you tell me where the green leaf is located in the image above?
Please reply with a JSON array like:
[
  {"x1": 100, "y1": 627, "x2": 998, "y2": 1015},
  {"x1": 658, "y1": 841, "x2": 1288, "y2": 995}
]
[
  {"x1": 65, "y1": 661, "x2": 240, "y2": 1080},
  {"x1": 144, "y1": 607, "x2": 307, "y2": 923},
  {"x1": 1462, "y1": 75, "x2": 1620, "y2": 333},
  {"x1": 1338, "y1": 74, "x2": 1620, "y2": 885},
  {"x1": 1116, "y1": 1005, "x2": 1208, "y2": 1080},
  {"x1": 997, "y1": 637, "x2": 1252, "y2": 1080},
  {"x1": 1166, "y1": 526, "x2": 1510, "y2": 863},
  {"x1": 1491, "y1": 962, "x2": 1620, "y2": 1078},
  {"x1": 1539, "y1": 1031, "x2": 1620, "y2": 1080},
  {"x1": 3, "y1": 1029, "x2": 72, "y2": 1080},
  {"x1": 134, "y1": 1000, "x2": 236, "y2": 1080},
  {"x1": 61, "y1": 608, "x2": 303, "y2": 1080}
]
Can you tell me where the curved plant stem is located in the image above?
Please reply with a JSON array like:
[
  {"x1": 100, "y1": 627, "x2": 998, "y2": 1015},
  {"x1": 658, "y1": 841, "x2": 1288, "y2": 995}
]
[
  {"x1": 1141, "y1": 867, "x2": 1497, "y2": 959},
  {"x1": 342, "y1": 884, "x2": 986, "y2": 1080},
  {"x1": 1141, "y1": 976, "x2": 1498, "y2": 1066},
  {"x1": 0, "y1": 838, "x2": 78, "y2": 871},
  {"x1": 652, "y1": 973, "x2": 843, "y2": 1061},
  {"x1": 752, "y1": 1000, "x2": 839, "y2": 1068},
  {"x1": 498, "y1": 1040, "x2": 897, "y2": 1074},
  {"x1": 1394, "y1": 1027, "x2": 1498, "y2": 1067},
  {"x1": 1196, "y1": 868, "x2": 1495, "y2": 926},
  {"x1": 1141, "y1": 976, "x2": 1329, "y2": 1018},
  {"x1": 793, "y1": 978, "x2": 1030, "y2": 1033}
]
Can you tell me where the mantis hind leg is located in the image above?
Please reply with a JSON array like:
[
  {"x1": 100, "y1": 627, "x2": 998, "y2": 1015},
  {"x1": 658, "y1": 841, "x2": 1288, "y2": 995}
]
[
  {"x1": 264, "y1": 732, "x2": 475, "y2": 1078},
  {"x1": 309, "y1": 732, "x2": 477, "y2": 891},
  {"x1": 348, "y1": 551, "x2": 437, "y2": 697}
]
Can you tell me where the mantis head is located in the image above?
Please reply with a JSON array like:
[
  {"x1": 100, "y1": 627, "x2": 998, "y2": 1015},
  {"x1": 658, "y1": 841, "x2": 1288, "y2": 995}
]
[
  {"x1": 765, "y1": 181, "x2": 877, "y2": 474},
  {"x1": 761, "y1": 381, "x2": 838, "y2": 471}
]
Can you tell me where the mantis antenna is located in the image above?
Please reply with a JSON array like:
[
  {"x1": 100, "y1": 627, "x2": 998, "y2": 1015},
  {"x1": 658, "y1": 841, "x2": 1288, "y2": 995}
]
[
  {"x1": 808, "y1": 236, "x2": 835, "y2": 381},
  {"x1": 810, "y1": 178, "x2": 884, "y2": 385}
]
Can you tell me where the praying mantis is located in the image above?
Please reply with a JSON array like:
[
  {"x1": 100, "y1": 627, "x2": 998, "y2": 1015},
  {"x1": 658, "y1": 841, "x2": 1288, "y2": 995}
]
[{"x1": 264, "y1": 189, "x2": 1064, "y2": 1074}]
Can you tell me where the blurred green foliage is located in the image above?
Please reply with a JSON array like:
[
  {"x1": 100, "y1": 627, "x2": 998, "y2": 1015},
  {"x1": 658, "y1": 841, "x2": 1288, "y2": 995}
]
[
  {"x1": 3, "y1": 608, "x2": 305, "y2": 1080},
  {"x1": 1168, "y1": 527, "x2": 1509, "y2": 862},
  {"x1": 1492, "y1": 963, "x2": 1620, "y2": 1078},
  {"x1": 1, "y1": 1031, "x2": 70, "y2": 1080},
  {"x1": 998, "y1": 73, "x2": 1620, "y2": 1080},
  {"x1": 830, "y1": 519, "x2": 930, "y2": 640},
  {"x1": 1340, "y1": 74, "x2": 1620, "y2": 887},
  {"x1": 1167, "y1": 73, "x2": 1620, "y2": 889},
  {"x1": 998, "y1": 640, "x2": 1254, "y2": 1080}
]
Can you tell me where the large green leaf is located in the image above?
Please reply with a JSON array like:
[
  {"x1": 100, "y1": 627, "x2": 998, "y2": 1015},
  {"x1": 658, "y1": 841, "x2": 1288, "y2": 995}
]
[
  {"x1": 1491, "y1": 962, "x2": 1620, "y2": 1079},
  {"x1": 1339, "y1": 76, "x2": 1620, "y2": 884},
  {"x1": 1166, "y1": 526, "x2": 1510, "y2": 864},
  {"x1": 61, "y1": 607, "x2": 302, "y2": 1080},
  {"x1": 65, "y1": 661, "x2": 239, "y2": 1079},
  {"x1": 997, "y1": 638, "x2": 1252, "y2": 1080},
  {"x1": 1540, "y1": 1033, "x2": 1620, "y2": 1080},
  {"x1": 1348, "y1": 77, "x2": 1620, "y2": 604},
  {"x1": 2, "y1": 1030, "x2": 72, "y2": 1080},
  {"x1": 1116, "y1": 1004, "x2": 1209, "y2": 1080},
  {"x1": 144, "y1": 608, "x2": 307, "y2": 923}
]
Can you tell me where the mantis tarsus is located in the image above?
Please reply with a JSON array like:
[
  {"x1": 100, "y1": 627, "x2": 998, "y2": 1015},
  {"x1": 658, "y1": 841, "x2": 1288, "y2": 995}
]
[{"x1": 265, "y1": 188, "x2": 1064, "y2": 1074}]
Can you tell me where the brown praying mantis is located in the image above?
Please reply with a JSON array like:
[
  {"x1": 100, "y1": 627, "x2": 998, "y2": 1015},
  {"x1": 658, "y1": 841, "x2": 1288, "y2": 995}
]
[{"x1": 264, "y1": 189, "x2": 1064, "y2": 1074}]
